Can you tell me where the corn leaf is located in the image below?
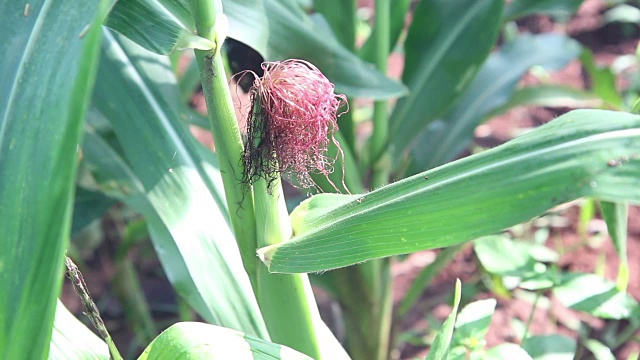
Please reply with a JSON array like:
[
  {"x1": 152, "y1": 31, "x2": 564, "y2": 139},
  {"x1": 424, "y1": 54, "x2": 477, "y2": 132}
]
[
  {"x1": 312, "y1": 0, "x2": 356, "y2": 51},
  {"x1": 107, "y1": 0, "x2": 267, "y2": 56},
  {"x1": 138, "y1": 322, "x2": 312, "y2": 360},
  {"x1": 0, "y1": 0, "x2": 105, "y2": 357},
  {"x1": 389, "y1": 0, "x2": 503, "y2": 159},
  {"x1": 407, "y1": 33, "x2": 582, "y2": 174},
  {"x1": 504, "y1": 0, "x2": 585, "y2": 21},
  {"x1": 82, "y1": 29, "x2": 268, "y2": 337},
  {"x1": 260, "y1": 110, "x2": 640, "y2": 273},
  {"x1": 106, "y1": 0, "x2": 406, "y2": 99}
]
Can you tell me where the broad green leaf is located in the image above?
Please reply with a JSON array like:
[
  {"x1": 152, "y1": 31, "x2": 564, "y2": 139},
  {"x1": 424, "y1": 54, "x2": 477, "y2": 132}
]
[
  {"x1": 465, "y1": 344, "x2": 532, "y2": 360},
  {"x1": 260, "y1": 110, "x2": 640, "y2": 273},
  {"x1": 0, "y1": 0, "x2": 105, "y2": 357},
  {"x1": 493, "y1": 85, "x2": 601, "y2": 114},
  {"x1": 107, "y1": 0, "x2": 405, "y2": 99},
  {"x1": 312, "y1": 0, "x2": 356, "y2": 51},
  {"x1": 475, "y1": 236, "x2": 539, "y2": 277},
  {"x1": 49, "y1": 300, "x2": 109, "y2": 360},
  {"x1": 264, "y1": 0, "x2": 406, "y2": 99},
  {"x1": 107, "y1": 0, "x2": 267, "y2": 56},
  {"x1": 553, "y1": 273, "x2": 639, "y2": 319},
  {"x1": 453, "y1": 299, "x2": 496, "y2": 348},
  {"x1": 408, "y1": 33, "x2": 582, "y2": 174},
  {"x1": 474, "y1": 235, "x2": 557, "y2": 291},
  {"x1": 84, "y1": 30, "x2": 268, "y2": 337},
  {"x1": 71, "y1": 187, "x2": 115, "y2": 236},
  {"x1": 389, "y1": 0, "x2": 503, "y2": 158},
  {"x1": 522, "y1": 335, "x2": 576, "y2": 360},
  {"x1": 138, "y1": 322, "x2": 312, "y2": 360},
  {"x1": 359, "y1": 0, "x2": 411, "y2": 63},
  {"x1": 504, "y1": 0, "x2": 585, "y2": 21},
  {"x1": 426, "y1": 279, "x2": 462, "y2": 360}
]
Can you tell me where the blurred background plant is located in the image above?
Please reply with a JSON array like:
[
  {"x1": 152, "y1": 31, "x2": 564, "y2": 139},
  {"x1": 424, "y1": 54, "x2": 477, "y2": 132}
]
[{"x1": 1, "y1": 0, "x2": 640, "y2": 359}]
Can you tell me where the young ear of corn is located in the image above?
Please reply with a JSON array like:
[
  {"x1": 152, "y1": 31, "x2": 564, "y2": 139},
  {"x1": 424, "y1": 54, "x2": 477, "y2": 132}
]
[{"x1": 189, "y1": 1, "x2": 335, "y2": 358}]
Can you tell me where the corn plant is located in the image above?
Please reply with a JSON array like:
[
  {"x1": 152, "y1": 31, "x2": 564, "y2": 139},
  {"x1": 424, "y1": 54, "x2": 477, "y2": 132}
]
[{"x1": 2, "y1": 0, "x2": 639, "y2": 359}]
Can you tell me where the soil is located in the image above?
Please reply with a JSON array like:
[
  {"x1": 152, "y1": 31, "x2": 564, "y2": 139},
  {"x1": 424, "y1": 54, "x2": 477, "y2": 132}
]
[{"x1": 61, "y1": 1, "x2": 640, "y2": 359}]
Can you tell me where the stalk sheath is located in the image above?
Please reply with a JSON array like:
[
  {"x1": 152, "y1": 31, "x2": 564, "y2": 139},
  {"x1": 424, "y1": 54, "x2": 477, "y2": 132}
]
[
  {"x1": 190, "y1": 0, "x2": 258, "y2": 287},
  {"x1": 254, "y1": 177, "x2": 323, "y2": 358}
]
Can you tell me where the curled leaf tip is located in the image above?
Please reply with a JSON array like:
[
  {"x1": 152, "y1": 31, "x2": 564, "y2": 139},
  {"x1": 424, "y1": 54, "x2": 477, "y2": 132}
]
[{"x1": 256, "y1": 244, "x2": 277, "y2": 268}]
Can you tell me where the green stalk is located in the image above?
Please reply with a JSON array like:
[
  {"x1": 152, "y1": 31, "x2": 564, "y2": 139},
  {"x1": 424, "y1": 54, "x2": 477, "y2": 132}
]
[
  {"x1": 331, "y1": 2, "x2": 394, "y2": 359},
  {"x1": 397, "y1": 244, "x2": 467, "y2": 317},
  {"x1": 370, "y1": 0, "x2": 391, "y2": 188},
  {"x1": 347, "y1": 2, "x2": 394, "y2": 359},
  {"x1": 190, "y1": 0, "x2": 258, "y2": 288},
  {"x1": 112, "y1": 220, "x2": 156, "y2": 345},
  {"x1": 254, "y1": 176, "x2": 323, "y2": 358},
  {"x1": 333, "y1": 261, "x2": 392, "y2": 360},
  {"x1": 305, "y1": 1, "x2": 397, "y2": 358}
]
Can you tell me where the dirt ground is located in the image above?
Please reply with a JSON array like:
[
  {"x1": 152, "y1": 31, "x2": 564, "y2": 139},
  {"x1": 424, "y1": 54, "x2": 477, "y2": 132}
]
[{"x1": 61, "y1": 0, "x2": 639, "y2": 358}]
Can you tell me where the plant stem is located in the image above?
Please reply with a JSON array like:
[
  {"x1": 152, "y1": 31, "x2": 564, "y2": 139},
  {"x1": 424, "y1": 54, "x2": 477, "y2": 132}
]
[
  {"x1": 371, "y1": 0, "x2": 391, "y2": 188},
  {"x1": 522, "y1": 290, "x2": 541, "y2": 341},
  {"x1": 65, "y1": 257, "x2": 123, "y2": 360},
  {"x1": 332, "y1": 261, "x2": 392, "y2": 360},
  {"x1": 336, "y1": 2, "x2": 394, "y2": 359},
  {"x1": 190, "y1": 0, "x2": 258, "y2": 289},
  {"x1": 397, "y1": 244, "x2": 467, "y2": 317},
  {"x1": 112, "y1": 256, "x2": 157, "y2": 346},
  {"x1": 254, "y1": 176, "x2": 322, "y2": 358}
]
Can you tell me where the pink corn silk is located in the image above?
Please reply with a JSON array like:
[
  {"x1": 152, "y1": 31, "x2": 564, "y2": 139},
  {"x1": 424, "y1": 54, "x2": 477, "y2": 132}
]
[{"x1": 243, "y1": 59, "x2": 347, "y2": 191}]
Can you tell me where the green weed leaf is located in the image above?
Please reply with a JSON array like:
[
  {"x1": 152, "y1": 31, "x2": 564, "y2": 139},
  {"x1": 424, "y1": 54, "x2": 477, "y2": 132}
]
[
  {"x1": 553, "y1": 273, "x2": 639, "y2": 319},
  {"x1": 426, "y1": 279, "x2": 462, "y2": 360},
  {"x1": 522, "y1": 335, "x2": 576, "y2": 360}
]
